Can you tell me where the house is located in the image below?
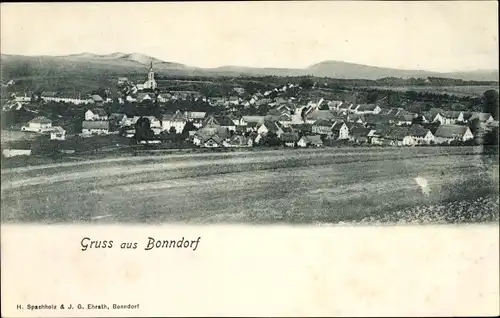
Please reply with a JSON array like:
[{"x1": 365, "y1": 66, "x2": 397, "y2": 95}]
[
  {"x1": 406, "y1": 124, "x2": 435, "y2": 145},
  {"x1": 257, "y1": 120, "x2": 282, "y2": 136},
  {"x1": 327, "y1": 100, "x2": 344, "y2": 110},
  {"x1": 157, "y1": 94, "x2": 171, "y2": 103},
  {"x1": 90, "y1": 95, "x2": 105, "y2": 105},
  {"x1": 122, "y1": 127, "x2": 136, "y2": 138},
  {"x1": 406, "y1": 101, "x2": 430, "y2": 114},
  {"x1": 290, "y1": 123, "x2": 313, "y2": 135},
  {"x1": 466, "y1": 112, "x2": 495, "y2": 123},
  {"x1": 40, "y1": 91, "x2": 58, "y2": 101},
  {"x1": 81, "y1": 121, "x2": 110, "y2": 136},
  {"x1": 311, "y1": 119, "x2": 335, "y2": 135},
  {"x1": 2, "y1": 101, "x2": 24, "y2": 111},
  {"x1": 347, "y1": 114, "x2": 365, "y2": 124},
  {"x1": 391, "y1": 113, "x2": 415, "y2": 126},
  {"x1": 125, "y1": 95, "x2": 137, "y2": 103},
  {"x1": 50, "y1": 126, "x2": 66, "y2": 140},
  {"x1": 276, "y1": 113, "x2": 294, "y2": 127},
  {"x1": 241, "y1": 116, "x2": 266, "y2": 126},
  {"x1": 193, "y1": 126, "x2": 230, "y2": 147},
  {"x1": 431, "y1": 109, "x2": 465, "y2": 124},
  {"x1": 227, "y1": 96, "x2": 240, "y2": 106},
  {"x1": 13, "y1": 93, "x2": 31, "y2": 103},
  {"x1": 297, "y1": 135, "x2": 323, "y2": 148},
  {"x1": 304, "y1": 110, "x2": 336, "y2": 124},
  {"x1": 364, "y1": 114, "x2": 391, "y2": 127},
  {"x1": 244, "y1": 122, "x2": 260, "y2": 132},
  {"x1": 85, "y1": 108, "x2": 108, "y2": 121},
  {"x1": 117, "y1": 77, "x2": 129, "y2": 85},
  {"x1": 223, "y1": 135, "x2": 253, "y2": 148},
  {"x1": 132, "y1": 116, "x2": 161, "y2": 128},
  {"x1": 21, "y1": 117, "x2": 52, "y2": 132},
  {"x1": 136, "y1": 92, "x2": 155, "y2": 103},
  {"x1": 109, "y1": 113, "x2": 128, "y2": 127},
  {"x1": 203, "y1": 115, "x2": 237, "y2": 131},
  {"x1": 353, "y1": 104, "x2": 381, "y2": 115},
  {"x1": 185, "y1": 112, "x2": 207, "y2": 128},
  {"x1": 434, "y1": 125, "x2": 474, "y2": 144},
  {"x1": 280, "y1": 132, "x2": 300, "y2": 147},
  {"x1": 349, "y1": 127, "x2": 372, "y2": 144},
  {"x1": 331, "y1": 121, "x2": 349, "y2": 140},
  {"x1": 2, "y1": 149, "x2": 32, "y2": 158},
  {"x1": 338, "y1": 103, "x2": 355, "y2": 113},
  {"x1": 162, "y1": 111, "x2": 187, "y2": 133},
  {"x1": 383, "y1": 126, "x2": 412, "y2": 146}
]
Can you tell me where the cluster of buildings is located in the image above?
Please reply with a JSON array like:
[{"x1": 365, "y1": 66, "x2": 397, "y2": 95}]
[
  {"x1": 5, "y1": 62, "x2": 499, "y2": 149},
  {"x1": 20, "y1": 117, "x2": 66, "y2": 141}
]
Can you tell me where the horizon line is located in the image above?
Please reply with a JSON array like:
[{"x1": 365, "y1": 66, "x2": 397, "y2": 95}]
[{"x1": 1, "y1": 51, "x2": 499, "y2": 74}]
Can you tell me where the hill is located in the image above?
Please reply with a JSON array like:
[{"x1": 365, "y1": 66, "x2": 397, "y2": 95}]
[{"x1": 1, "y1": 52, "x2": 498, "y2": 82}]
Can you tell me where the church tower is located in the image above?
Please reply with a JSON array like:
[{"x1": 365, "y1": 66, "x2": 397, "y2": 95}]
[{"x1": 145, "y1": 61, "x2": 157, "y2": 90}]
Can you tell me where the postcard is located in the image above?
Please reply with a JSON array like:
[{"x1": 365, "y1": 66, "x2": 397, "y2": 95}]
[{"x1": 1, "y1": 1, "x2": 499, "y2": 317}]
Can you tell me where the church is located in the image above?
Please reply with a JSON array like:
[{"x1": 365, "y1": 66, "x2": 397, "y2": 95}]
[{"x1": 136, "y1": 61, "x2": 157, "y2": 91}]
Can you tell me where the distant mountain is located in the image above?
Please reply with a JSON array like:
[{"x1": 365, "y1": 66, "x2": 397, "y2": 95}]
[
  {"x1": 1, "y1": 52, "x2": 498, "y2": 82},
  {"x1": 304, "y1": 60, "x2": 499, "y2": 81}
]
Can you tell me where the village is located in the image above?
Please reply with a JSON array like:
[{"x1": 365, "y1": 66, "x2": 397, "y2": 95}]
[{"x1": 1, "y1": 62, "x2": 499, "y2": 159}]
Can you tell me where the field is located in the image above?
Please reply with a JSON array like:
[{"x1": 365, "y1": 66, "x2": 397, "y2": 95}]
[
  {"x1": 363, "y1": 85, "x2": 499, "y2": 97},
  {"x1": 0, "y1": 130, "x2": 40, "y2": 144},
  {"x1": 1, "y1": 147, "x2": 498, "y2": 225}
]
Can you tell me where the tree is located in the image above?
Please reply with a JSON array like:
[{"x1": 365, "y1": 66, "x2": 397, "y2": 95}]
[
  {"x1": 483, "y1": 90, "x2": 499, "y2": 120},
  {"x1": 412, "y1": 115, "x2": 425, "y2": 125},
  {"x1": 263, "y1": 132, "x2": 281, "y2": 147},
  {"x1": 168, "y1": 126, "x2": 177, "y2": 134},
  {"x1": 134, "y1": 117, "x2": 154, "y2": 141},
  {"x1": 366, "y1": 91, "x2": 379, "y2": 104},
  {"x1": 483, "y1": 127, "x2": 498, "y2": 145},
  {"x1": 181, "y1": 121, "x2": 197, "y2": 138},
  {"x1": 299, "y1": 78, "x2": 314, "y2": 89},
  {"x1": 258, "y1": 104, "x2": 270, "y2": 116}
]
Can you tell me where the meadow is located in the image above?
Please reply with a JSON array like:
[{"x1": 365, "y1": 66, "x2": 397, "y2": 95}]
[
  {"x1": 1, "y1": 147, "x2": 498, "y2": 225},
  {"x1": 363, "y1": 85, "x2": 498, "y2": 97}
]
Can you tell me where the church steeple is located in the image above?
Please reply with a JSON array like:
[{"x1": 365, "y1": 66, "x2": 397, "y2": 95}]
[{"x1": 148, "y1": 61, "x2": 154, "y2": 81}]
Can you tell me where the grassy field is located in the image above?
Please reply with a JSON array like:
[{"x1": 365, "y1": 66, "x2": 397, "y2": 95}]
[
  {"x1": 1, "y1": 130, "x2": 40, "y2": 144},
  {"x1": 1, "y1": 147, "x2": 498, "y2": 225},
  {"x1": 363, "y1": 85, "x2": 498, "y2": 97}
]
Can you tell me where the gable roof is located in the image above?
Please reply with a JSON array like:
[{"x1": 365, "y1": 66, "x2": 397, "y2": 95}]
[
  {"x1": 82, "y1": 121, "x2": 109, "y2": 129},
  {"x1": 185, "y1": 111, "x2": 207, "y2": 120},
  {"x1": 195, "y1": 125, "x2": 230, "y2": 143},
  {"x1": 434, "y1": 125, "x2": 470, "y2": 138},
  {"x1": 242, "y1": 116, "x2": 266, "y2": 124},
  {"x1": 439, "y1": 110, "x2": 463, "y2": 119},
  {"x1": 40, "y1": 91, "x2": 58, "y2": 97},
  {"x1": 260, "y1": 120, "x2": 281, "y2": 133},
  {"x1": 408, "y1": 124, "x2": 431, "y2": 137},
  {"x1": 29, "y1": 116, "x2": 52, "y2": 124},
  {"x1": 384, "y1": 126, "x2": 410, "y2": 140},
  {"x1": 300, "y1": 135, "x2": 323, "y2": 145},
  {"x1": 204, "y1": 115, "x2": 235, "y2": 127},
  {"x1": 305, "y1": 110, "x2": 336, "y2": 121},
  {"x1": 91, "y1": 95, "x2": 104, "y2": 102},
  {"x1": 350, "y1": 127, "x2": 372, "y2": 138},
  {"x1": 110, "y1": 113, "x2": 127, "y2": 120},
  {"x1": 162, "y1": 111, "x2": 186, "y2": 122},
  {"x1": 280, "y1": 132, "x2": 300, "y2": 142},
  {"x1": 226, "y1": 135, "x2": 251, "y2": 146},
  {"x1": 87, "y1": 108, "x2": 107, "y2": 116},
  {"x1": 313, "y1": 119, "x2": 335, "y2": 127},
  {"x1": 468, "y1": 112, "x2": 493, "y2": 122},
  {"x1": 356, "y1": 104, "x2": 379, "y2": 112}
]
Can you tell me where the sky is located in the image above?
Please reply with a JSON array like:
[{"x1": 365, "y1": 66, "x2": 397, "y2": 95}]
[{"x1": 1, "y1": 1, "x2": 498, "y2": 72}]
